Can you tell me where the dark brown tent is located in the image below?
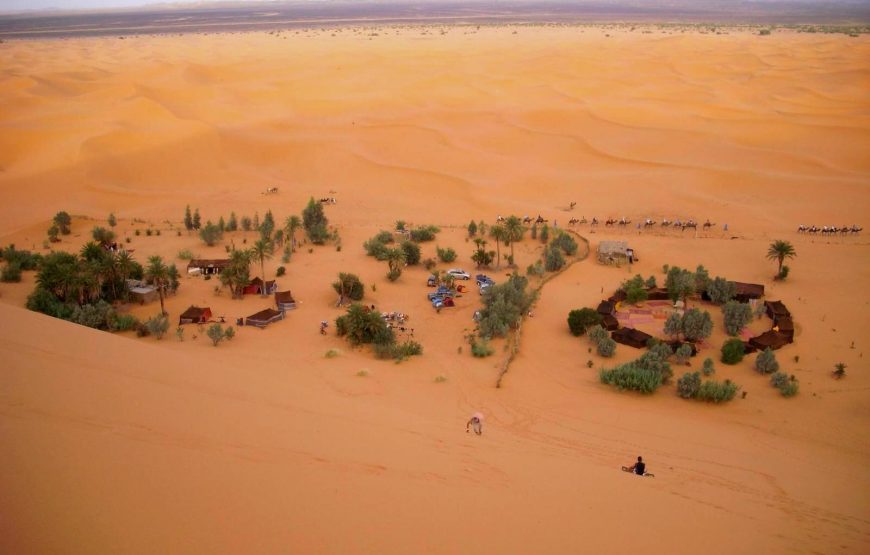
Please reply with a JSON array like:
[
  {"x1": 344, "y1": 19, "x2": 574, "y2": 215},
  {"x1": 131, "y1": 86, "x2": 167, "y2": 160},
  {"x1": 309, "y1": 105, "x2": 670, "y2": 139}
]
[
  {"x1": 611, "y1": 327, "x2": 652, "y2": 349},
  {"x1": 608, "y1": 290, "x2": 627, "y2": 303},
  {"x1": 733, "y1": 282, "x2": 765, "y2": 303},
  {"x1": 275, "y1": 290, "x2": 297, "y2": 310},
  {"x1": 765, "y1": 300, "x2": 790, "y2": 320},
  {"x1": 646, "y1": 287, "x2": 670, "y2": 301},
  {"x1": 246, "y1": 308, "x2": 284, "y2": 328},
  {"x1": 749, "y1": 330, "x2": 790, "y2": 351},
  {"x1": 596, "y1": 301, "x2": 615, "y2": 316},
  {"x1": 179, "y1": 306, "x2": 212, "y2": 325},
  {"x1": 601, "y1": 314, "x2": 619, "y2": 331},
  {"x1": 773, "y1": 317, "x2": 794, "y2": 343}
]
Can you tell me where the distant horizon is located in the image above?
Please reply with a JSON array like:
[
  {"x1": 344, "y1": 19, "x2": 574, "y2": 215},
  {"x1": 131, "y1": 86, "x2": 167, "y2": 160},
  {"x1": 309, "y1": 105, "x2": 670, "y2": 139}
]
[{"x1": 4, "y1": 0, "x2": 870, "y2": 16}]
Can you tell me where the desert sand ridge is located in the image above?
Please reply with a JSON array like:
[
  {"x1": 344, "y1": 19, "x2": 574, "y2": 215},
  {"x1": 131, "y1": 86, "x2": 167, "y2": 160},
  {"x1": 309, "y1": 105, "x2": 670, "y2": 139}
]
[{"x1": 0, "y1": 24, "x2": 869, "y2": 555}]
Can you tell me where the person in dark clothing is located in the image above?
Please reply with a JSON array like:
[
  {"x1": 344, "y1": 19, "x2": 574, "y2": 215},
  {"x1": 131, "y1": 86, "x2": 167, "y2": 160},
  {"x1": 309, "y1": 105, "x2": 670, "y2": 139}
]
[{"x1": 623, "y1": 456, "x2": 652, "y2": 476}]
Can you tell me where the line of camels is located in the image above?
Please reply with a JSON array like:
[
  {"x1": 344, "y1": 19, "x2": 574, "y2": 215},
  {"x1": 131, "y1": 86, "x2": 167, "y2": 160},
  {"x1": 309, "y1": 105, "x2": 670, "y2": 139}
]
[
  {"x1": 497, "y1": 215, "x2": 718, "y2": 231},
  {"x1": 797, "y1": 224, "x2": 862, "y2": 235}
]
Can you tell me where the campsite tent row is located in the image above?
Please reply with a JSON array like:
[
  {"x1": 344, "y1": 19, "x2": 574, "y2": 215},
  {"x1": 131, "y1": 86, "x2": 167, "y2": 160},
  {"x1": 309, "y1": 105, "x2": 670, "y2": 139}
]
[
  {"x1": 242, "y1": 277, "x2": 278, "y2": 296},
  {"x1": 745, "y1": 300, "x2": 793, "y2": 352}
]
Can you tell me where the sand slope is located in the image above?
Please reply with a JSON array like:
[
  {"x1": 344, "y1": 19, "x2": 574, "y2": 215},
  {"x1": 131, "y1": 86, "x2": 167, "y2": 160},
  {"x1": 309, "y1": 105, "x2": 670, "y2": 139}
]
[{"x1": 0, "y1": 27, "x2": 869, "y2": 554}]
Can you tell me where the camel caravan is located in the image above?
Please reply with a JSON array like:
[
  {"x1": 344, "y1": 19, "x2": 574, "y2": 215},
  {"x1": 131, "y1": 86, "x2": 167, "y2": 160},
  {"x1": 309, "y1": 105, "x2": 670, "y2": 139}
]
[{"x1": 796, "y1": 224, "x2": 862, "y2": 235}]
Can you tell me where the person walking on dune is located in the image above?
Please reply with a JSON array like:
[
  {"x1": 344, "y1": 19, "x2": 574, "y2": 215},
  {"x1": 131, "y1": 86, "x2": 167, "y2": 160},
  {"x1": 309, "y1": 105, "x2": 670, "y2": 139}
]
[{"x1": 466, "y1": 412, "x2": 483, "y2": 435}]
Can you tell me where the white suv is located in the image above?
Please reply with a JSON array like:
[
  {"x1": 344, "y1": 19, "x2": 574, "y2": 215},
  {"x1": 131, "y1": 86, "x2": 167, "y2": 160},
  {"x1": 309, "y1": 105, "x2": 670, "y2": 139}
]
[{"x1": 446, "y1": 269, "x2": 471, "y2": 280}]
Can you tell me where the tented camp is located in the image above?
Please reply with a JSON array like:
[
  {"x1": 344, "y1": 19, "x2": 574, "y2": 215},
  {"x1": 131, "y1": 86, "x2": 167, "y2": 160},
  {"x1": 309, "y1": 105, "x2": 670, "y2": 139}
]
[
  {"x1": 597, "y1": 241, "x2": 630, "y2": 265},
  {"x1": 596, "y1": 301, "x2": 615, "y2": 316},
  {"x1": 749, "y1": 330, "x2": 791, "y2": 351},
  {"x1": 765, "y1": 300, "x2": 791, "y2": 321},
  {"x1": 187, "y1": 259, "x2": 230, "y2": 275},
  {"x1": 275, "y1": 290, "x2": 297, "y2": 311},
  {"x1": 245, "y1": 308, "x2": 284, "y2": 328},
  {"x1": 179, "y1": 306, "x2": 212, "y2": 325},
  {"x1": 611, "y1": 327, "x2": 653, "y2": 349},
  {"x1": 126, "y1": 279, "x2": 158, "y2": 304},
  {"x1": 601, "y1": 314, "x2": 619, "y2": 331},
  {"x1": 773, "y1": 316, "x2": 795, "y2": 343},
  {"x1": 733, "y1": 282, "x2": 765, "y2": 303},
  {"x1": 243, "y1": 277, "x2": 277, "y2": 295}
]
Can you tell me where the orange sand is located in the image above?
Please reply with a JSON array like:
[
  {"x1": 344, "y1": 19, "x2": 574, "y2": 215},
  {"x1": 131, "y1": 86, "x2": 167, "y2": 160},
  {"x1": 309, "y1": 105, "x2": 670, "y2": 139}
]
[{"x1": 0, "y1": 26, "x2": 869, "y2": 554}]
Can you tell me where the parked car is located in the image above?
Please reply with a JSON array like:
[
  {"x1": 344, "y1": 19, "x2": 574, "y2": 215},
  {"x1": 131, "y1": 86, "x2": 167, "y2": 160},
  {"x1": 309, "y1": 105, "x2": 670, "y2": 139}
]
[
  {"x1": 479, "y1": 282, "x2": 493, "y2": 295},
  {"x1": 427, "y1": 275, "x2": 437, "y2": 287},
  {"x1": 432, "y1": 297, "x2": 456, "y2": 309},
  {"x1": 447, "y1": 268, "x2": 471, "y2": 280},
  {"x1": 427, "y1": 286, "x2": 455, "y2": 301},
  {"x1": 476, "y1": 274, "x2": 495, "y2": 287}
]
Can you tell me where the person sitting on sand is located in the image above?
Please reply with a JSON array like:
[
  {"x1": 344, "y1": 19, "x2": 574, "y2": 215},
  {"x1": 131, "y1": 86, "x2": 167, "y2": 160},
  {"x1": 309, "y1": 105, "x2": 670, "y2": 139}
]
[
  {"x1": 466, "y1": 413, "x2": 483, "y2": 435},
  {"x1": 623, "y1": 456, "x2": 651, "y2": 476}
]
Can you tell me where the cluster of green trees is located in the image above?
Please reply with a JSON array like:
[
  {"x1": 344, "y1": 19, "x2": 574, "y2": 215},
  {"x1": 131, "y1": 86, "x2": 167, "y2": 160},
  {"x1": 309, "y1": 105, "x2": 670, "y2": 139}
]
[
  {"x1": 676, "y1": 372, "x2": 740, "y2": 403},
  {"x1": 333, "y1": 273, "x2": 365, "y2": 302},
  {"x1": 587, "y1": 324, "x2": 617, "y2": 357},
  {"x1": 46, "y1": 211, "x2": 72, "y2": 242},
  {"x1": 468, "y1": 217, "x2": 525, "y2": 268},
  {"x1": 206, "y1": 323, "x2": 236, "y2": 346},
  {"x1": 477, "y1": 273, "x2": 536, "y2": 339},
  {"x1": 567, "y1": 307, "x2": 602, "y2": 336},
  {"x1": 599, "y1": 342, "x2": 674, "y2": 394},
  {"x1": 362, "y1": 230, "x2": 419, "y2": 281},
  {"x1": 26, "y1": 246, "x2": 181, "y2": 329},
  {"x1": 0, "y1": 245, "x2": 42, "y2": 283},
  {"x1": 335, "y1": 303, "x2": 422, "y2": 361},
  {"x1": 663, "y1": 308, "x2": 714, "y2": 342},
  {"x1": 620, "y1": 274, "x2": 657, "y2": 305}
]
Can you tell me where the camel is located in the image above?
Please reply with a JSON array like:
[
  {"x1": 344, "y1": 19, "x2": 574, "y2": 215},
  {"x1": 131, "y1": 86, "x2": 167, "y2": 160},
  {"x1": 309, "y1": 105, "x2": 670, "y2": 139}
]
[
  {"x1": 703, "y1": 220, "x2": 715, "y2": 230},
  {"x1": 568, "y1": 218, "x2": 579, "y2": 225},
  {"x1": 618, "y1": 217, "x2": 631, "y2": 227},
  {"x1": 681, "y1": 220, "x2": 698, "y2": 231},
  {"x1": 643, "y1": 219, "x2": 656, "y2": 228},
  {"x1": 590, "y1": 217, "x2": 599, "y2": 226}
]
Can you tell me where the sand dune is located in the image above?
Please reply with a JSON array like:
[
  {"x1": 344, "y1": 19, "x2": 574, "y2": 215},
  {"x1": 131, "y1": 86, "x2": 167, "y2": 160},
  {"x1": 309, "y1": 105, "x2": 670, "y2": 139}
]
[{"x1": 0, "y1": 25, "x2": 869, "y2": 554}]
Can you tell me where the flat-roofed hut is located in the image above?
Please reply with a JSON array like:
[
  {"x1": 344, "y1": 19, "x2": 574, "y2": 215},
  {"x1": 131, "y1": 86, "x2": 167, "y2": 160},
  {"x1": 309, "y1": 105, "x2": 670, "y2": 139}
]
[
  {"x1": 187, "y1": 259, "x2": 230, "y2": 275},
  {"x1": 611, "y1": 327, "x2": 652, "y2": 349},
  {"x1": 126, "y1": 279, "x2": 158, "y2": 304},
  {"x1": 275, "y1": 290, "x2": 297, "y2": 311},
  {"x1": 597, "y1": 240, "x2": 629, "y2": 265},
  {"x1": 179, "y1": 306, "x2": 212, "y2": 325},
  {"x1": 733, "y1": 282, "x2": 765, "y2": 303},
  {"x1": 765, "y1": 300, "x2": 790, "y2": 321},
  {"x1": 596, "y1": 301, "x2": 615, "y2": 316},
  {"x1": 246, "y1": 308, "x2": 284, "y2": 328}
]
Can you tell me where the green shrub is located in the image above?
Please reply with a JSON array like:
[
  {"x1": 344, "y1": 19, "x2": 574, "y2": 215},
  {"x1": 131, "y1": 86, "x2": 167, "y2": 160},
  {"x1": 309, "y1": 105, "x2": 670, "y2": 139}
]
[
  {"x1": 276, "y1": 266, "x2": 286, "y2": 277},
  {"x1": 780, "y1": 380, "x2": 799, "y2": 397},
  {"x1": 423, "y1": 257, "x2": 437, "y2": 270},
  {"x1": 597, "y1": 337, "x2": 617, "y2": 357},
  {"x1": 336, "y1": 303, "x2": 394, "y2": 345},
  {"x1": 539, "y1": 225, "x2": 549, "y2": 244},
  {"x1": 2, "y1": 244, "x2": 42, "y2": 270},
  {"x1": 623, "y1": 274, "x2": 648, "y2": 305},
  {"x1": 199, "y1": 221, "x2": 223, "y2": 246},
  {"x1": 436, "y1": 246, "x2": 457, "y2": 263},
  {"x1": 707, "y1": 276, "x2": 736, "y2": 304},
  {"x1": 467, "y1": 220, "x2": 478, "y2": 237},
  {"x1": 177, "y1": 249, "x2": 194, "y2": 261},
  {"x1": 478, "y1": 274, "x2": 536, "y2": 339},
  {"x1": 551, "y1": 232, "x2": 578, "y2": 256},
  {"x1": 70, "y1": 300, "x2": 115, "y2": 330},
  {"x1": 144, "y1": 314, "x2": 170, "y2": 339},
  {"x1": 721, "y1": 338, "x2": 745, "y2": 364},
  {"x1": 567, "y1": 308, "x2": 602, "y2": 336},
  {"x1": 434, "y1": 375, "x2": 447, "y2": 383},
  {"x1": 302, "y1": 197, "x2": 329, "y2": 244},
  {"x1": 722, "y1": 300, "x2": 752, "y2": 336},
  {"x1": 207, "y1": 323, "x2": 226, "y2": 346},
  {"x1": 599, "y1": 364, "x2": 662, "y2": 394},
  {"x1": 702, "y1": 357, "x2": 715, "y2": 376},
  {"x1": 1, "y1": 262, "x2": 22, "y2": 282},
  {"x1": 677, "y1": 371, "x2": 702, "y2": 399},
  {"x1": 325, "y1": 348, "x2": 341, "y2": 358},
  {"x1": 755, "y1": 348, "x2": 779, "y2": 374},
  {"x1": 332, "y1": 273, "x2": 365, "y2": 301},
  {"x1": 409, "y1": 225, "x2": 439, "y2": 242},
  {"x1": 587, "y1": 324, "x2": 608, "y2": 345},
  {"x1": 695, "y1": 379, "x2": 739, "y2": 403},
  {"x1": 770, "y1": 372, "x2": 789, "y2": 389},
  {"x1": 675, "y1": 343, "x2": 693, "y2": 364},
  {"x1": 400, "y1": 240, "x2": 421, "y2": 266},
  {"x1": 526, "y1": 261, "x2": 545, "y2": 277},
  {"x1": 110, "y1": 313, "x2": 139, "y2": 332},
  {"x1": 224, "y1": 326, "x2": 235, "y2": 340},
  {"x1": 471, "y1": 339, "x2": 494, "y2": 358},
  {"x1": 682, "y1": 308, "x2": 713, "y2": 342},
  {"x1": 544, "y1": 244, "x2": 565, "y2": 271}
]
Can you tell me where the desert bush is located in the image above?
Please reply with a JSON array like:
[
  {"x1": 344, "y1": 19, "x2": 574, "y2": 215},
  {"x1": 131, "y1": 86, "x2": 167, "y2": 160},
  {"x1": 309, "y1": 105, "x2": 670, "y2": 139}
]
[
  {"x1": 721, "y1": 338, "x2": 745, "y2": 365},
  {"x1": 224, "y1": 326, "x2": 235, "y2": 340},
  {"x1": 70, "y1": 300, "x2": 115, "y2": 330},
  {"x1": 409, "y1": 225, "x2": 439, "y2": 242},
  {"x1": 332, "y1": 273, "x2": 365, "y2": 301},
  {"x1": 663, "y1": 312, "x2": 683, "y2": 339},
  {"x1": 400, "y1": 240, "x2": 421, "y2": 266},
  {"x1": 677, "y1": 371, "x2": 702, "y2": 399},
  {"x1": 276, "y1": 266, "x2": 286, "y2": 277},
  {"x1": 436, "y1": 246, "x2": 457, "y2": 263},
  {"x1": 702, "y1": 357, "x2": 715, "y2": 376},
  {"x1": 467, "y1": 220, "x2": 478, "y2": 237},
  {"x1": 53, "y1": 211, "x2": 72, "y2": 235},
  {"x1": 544, "y1": 244, "x2": 565, "y2": 271},
  {"x1": 567, "y1": 308, "x2": 602, "y2": 336},
  {"x1": 539, "y1": 224, "x2": 549, "y2": 244},
  {"x1": 675, "y1": 343, "x2": 693, "y2": 364},
  {"x1": 695, "y1": 379, "x2": 739, "y2": 403},
  {"x1": 199, "y1": 221, "x2": 223, "y2": 246},
  {"x1": 682, "y1": 309, "x2": 713, "y2": 342},
  {"x1": 770, "y1": 371, "x2": 789, "y2": 389},
  {"x1": 722, "y1": 300, "x2": 753, "y2": 336},
  {"x1": 177, "y1": 249, "x2": 194, "y2": 261},
  {"x1": 325, "y1": 348, "x2": 341, "y2": 358},
  {"x1": 599, "y1": 364, "x2": 662, "y2": 394},
  {"x1": 665, "y1": 266, "x2": 695, "y2": 303},
  {"x1": 755, "y1": 347, "x2": 779, "y2": 374},
  {"x1": 621, "y1": 274, "x2": 648, "y2": 305},
  {"x1": 779, "y1": 380, "x2": 799, "y2": 397},
  {"x1": 144, "y1": 314, "x2": 170, "y2": 339},
  {"x1": 1, "y1": 262, "x2": 22, "y2": 282},
  {"x1": 597, "y1": 337, "x2": 617, "y2": 357},
  {"x1": 551, "y1": 232, "x2": 578, "y2": 256},
  {"x1": 587, "y1": 324, "x2": 608, "y2": 345},
  {"x1": 645, "y1": 275, "x2": 657, "y2": 288},
  {"x1": 526, "y1": 261, "x2": 545, "y2": 277},
  {"x1": 302, "y1": 197, "x2": 330, "y2": 244},
  {"x1": 434, "y1": 375, "x2": 447, "y2": 383},
  {"x1": 777, "y1": 265, "x2": 790, "y2": 281},
  {"x1": 471, "y1": 339, "x2": 494, "y2": 358},
  {"x1": 707, "y1": 276, "x2": 736, "y2": 304},
  {"x1": 207, "y1": 323, "x2": 226, "y2": 346},
  {"x1": 477, "y1": 274, "x2": 536, "y2": 339},
  {"x1": 1, "y1": 245, "x2": 42, "y2": 271},
  {"x1": 694, "y1": 265, "x2": 711, "y2": 295},
  {"x1": 110, "y1": 313, "x2": 139, "y2": 332}
]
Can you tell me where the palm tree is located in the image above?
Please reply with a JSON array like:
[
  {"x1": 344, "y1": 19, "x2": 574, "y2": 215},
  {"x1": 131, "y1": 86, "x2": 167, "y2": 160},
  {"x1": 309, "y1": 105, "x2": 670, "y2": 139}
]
[
  {"x1": 221, "y1": 248, "x2": 252, "y2": 298},
  {"x1": 285, "y1": 215, "x2": 301, "y2": 256},
  {"x1": 145, "y1": 255, "x2": 170, "y2": 315},
  {"x1": 766, "y1": 240, "x2": 796, "y2": 277},
  {"x1": 251, "y1": 238, "x2": 274, "y2": 296},
  {"x1": 504, "y1": 215, "x2": 525, "y2": 265},
  {"x1": 115, "y1": 251, "x2": 136, "y2": 301},
  {"x1": 385, "y1": 246, "x2": 406, "y2": 280},
  {"x1": 490, "y1": 224, "x2": 507, "y2": 269}
]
